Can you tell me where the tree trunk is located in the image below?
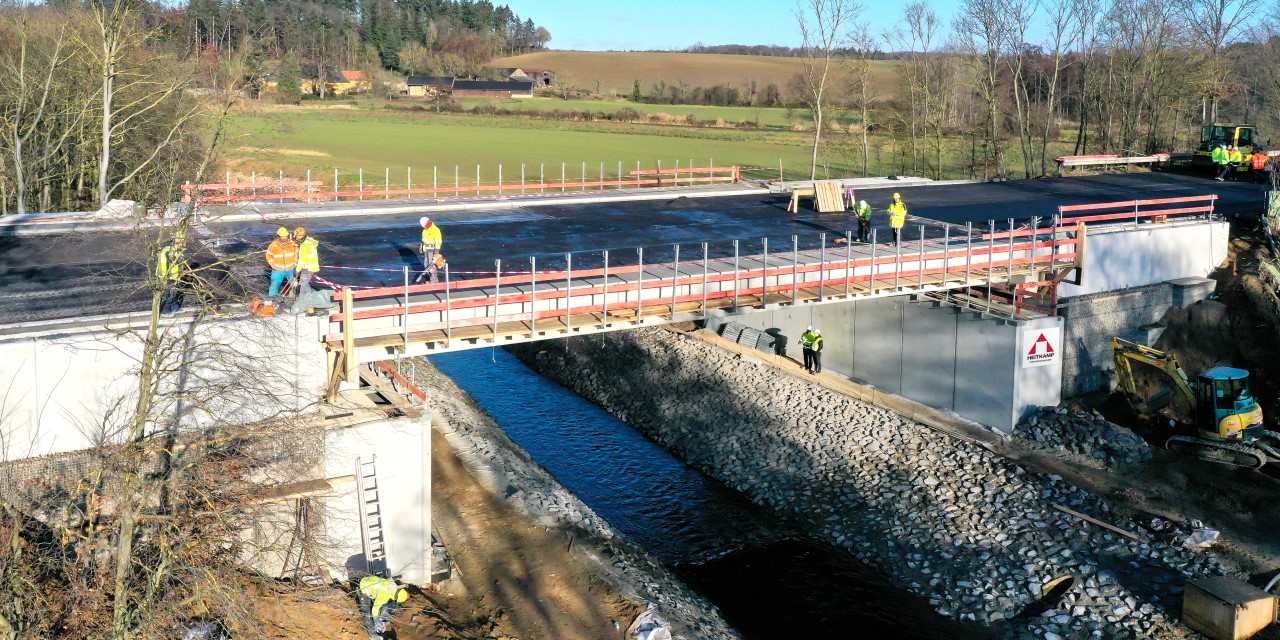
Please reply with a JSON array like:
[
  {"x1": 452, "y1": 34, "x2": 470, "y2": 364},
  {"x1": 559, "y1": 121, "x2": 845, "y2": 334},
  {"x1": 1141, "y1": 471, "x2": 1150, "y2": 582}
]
[
  {"x1": 99, "y1": 58, "x2": 113, "y2": 207},
  {"x1": 861, "y1": 102, "x2": 870, "y2": 176},
  {"x1": 12, "y1": 133, "x2": 25, "y2": 216},
  {"x1": 810, "y1": 104, "x2": 822, "y2": 180}
]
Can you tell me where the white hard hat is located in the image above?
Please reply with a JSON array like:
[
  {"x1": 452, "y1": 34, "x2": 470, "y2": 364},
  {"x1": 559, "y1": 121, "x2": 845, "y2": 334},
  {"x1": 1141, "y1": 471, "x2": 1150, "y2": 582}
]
[
  {"x1": 859, "y1": 200, "x2": 868, "y2": 208},
  {"x1": 815, "y1": 330, "x2": 821, "y2": 335},
  {"x1": 419, "y1": 216, "x2": 430, "y2": 227},
  {"x1": 806, "y1": 325, "x2": 813, "y2": 330}
]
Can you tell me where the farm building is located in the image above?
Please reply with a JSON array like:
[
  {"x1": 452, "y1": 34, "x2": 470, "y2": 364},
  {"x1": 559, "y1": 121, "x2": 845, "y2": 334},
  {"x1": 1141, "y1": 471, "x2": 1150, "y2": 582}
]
[
  {"x1": 452, "y1": 80, "x2": 534, "y2": 97},
  {"x1": 263, "y1": 65, "x2": 370, "y2": 96},
  {"x1": 508, "y1": 67, "x2": 555, "y2": 86},
  {"x1": 405, "y1": 76, "x2": 455, "y2": 97},
  {"x1": 337, "y1": 70, "x2": 371, "y2": 94}
]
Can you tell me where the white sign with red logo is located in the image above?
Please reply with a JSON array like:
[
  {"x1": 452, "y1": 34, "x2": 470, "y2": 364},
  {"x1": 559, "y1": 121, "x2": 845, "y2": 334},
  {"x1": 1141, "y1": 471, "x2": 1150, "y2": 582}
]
[{"x1": 1023, "y1": 327, "x2": 1061, "y2": 368}]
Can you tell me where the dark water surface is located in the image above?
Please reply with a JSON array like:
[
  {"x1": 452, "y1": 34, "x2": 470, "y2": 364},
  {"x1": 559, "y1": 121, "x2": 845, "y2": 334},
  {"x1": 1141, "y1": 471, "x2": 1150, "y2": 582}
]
[{"x1": 430, "y1": 348, "x2": 995, "y2": 639}]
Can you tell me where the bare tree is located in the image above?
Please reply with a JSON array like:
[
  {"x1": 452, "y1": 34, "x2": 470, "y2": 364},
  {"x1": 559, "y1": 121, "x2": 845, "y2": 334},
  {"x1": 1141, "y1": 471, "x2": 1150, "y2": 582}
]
[
  {"x1": 795, "y1": 0, "x2": 863, "y2": 179},
  {"x1": 904, "y1": 2, "x2": 945, "y2": 179},
  {"x1": 1178, "y1": 0, "x2": 1263, "y2": 122},
  {"x1": 0, "y1": 40, "x2": 334, "y2": 639},
  {"x1": 1038, "y1": 0, "x2": 1083, "y2": 175},
  {"x1": 90, "y1": 0, "x2": 201, "y2": 208},
  {"x1": 0, "y1": 10, "x2": 88, "y2": 215},
  {"x1": 956, "y1": 0, "x2": 1009, "y2": 177},
  {"x1": 846, "y1": 26, "x2": 880, "y2": 176},
  {"x1": 1002, "y1": 0, "x2": 1040, "y2": 178}
]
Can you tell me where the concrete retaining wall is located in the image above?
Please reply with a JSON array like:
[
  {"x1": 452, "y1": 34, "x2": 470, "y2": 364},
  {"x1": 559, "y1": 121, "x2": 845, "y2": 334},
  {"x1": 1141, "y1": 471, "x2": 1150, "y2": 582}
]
[
  {"x1": 0, "y1": 314, "x2": 329, "y2": 460},
  {"x1": 1060, "y1": 284, "x2": 1173, "y2": 396},
  {"x1": 1059, "y1": 220, "x2": 1227, "y2": 297},
  {"x1": 1059, "y1": 277, "x2": 1217, "y2": 397},
  {"x1": 319, "y1": 417, "x2": 435, "y2": 585},
  {"x1": 709, "y1": 296, "x2": 1062, "y2": 433}
]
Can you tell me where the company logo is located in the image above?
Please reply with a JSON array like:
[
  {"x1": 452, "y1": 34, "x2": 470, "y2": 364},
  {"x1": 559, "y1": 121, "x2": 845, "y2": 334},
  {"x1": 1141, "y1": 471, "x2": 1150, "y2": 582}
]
[{"x1": 1022, "y1": 327, "x2": 1061, "y2": 368}]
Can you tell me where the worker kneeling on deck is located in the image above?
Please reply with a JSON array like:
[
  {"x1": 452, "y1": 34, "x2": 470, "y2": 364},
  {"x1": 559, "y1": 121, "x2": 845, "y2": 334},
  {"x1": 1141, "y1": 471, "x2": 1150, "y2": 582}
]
[
  {"x1": 358, "y1": 575, "x2": 409, "y2": 639},
  {"x1": 414, "y1": 216, "x2": 443, "y2": 284},
  {"x1": 265, "y1": 227, "x2": 298, "y2": 300}
]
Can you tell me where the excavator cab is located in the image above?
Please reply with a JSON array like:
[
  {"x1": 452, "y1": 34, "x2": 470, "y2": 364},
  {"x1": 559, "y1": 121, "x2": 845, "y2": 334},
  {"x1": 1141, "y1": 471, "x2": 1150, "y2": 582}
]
[{"x1": 1194, "y1": 367, "x2": 1264, "y2": 441}]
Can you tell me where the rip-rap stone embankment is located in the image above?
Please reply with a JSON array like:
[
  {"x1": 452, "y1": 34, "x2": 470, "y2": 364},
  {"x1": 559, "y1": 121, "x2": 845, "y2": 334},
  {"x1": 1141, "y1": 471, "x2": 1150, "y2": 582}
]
[{"x1": 512, "y1": 328, "x2": 1228, "y2": 640}]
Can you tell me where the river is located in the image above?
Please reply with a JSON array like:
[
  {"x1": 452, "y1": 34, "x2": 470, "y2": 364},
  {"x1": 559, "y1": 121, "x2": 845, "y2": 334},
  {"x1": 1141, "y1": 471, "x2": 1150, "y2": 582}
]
[{"x1": 430, "y1": 347, "x2": 995, "y2": 639}]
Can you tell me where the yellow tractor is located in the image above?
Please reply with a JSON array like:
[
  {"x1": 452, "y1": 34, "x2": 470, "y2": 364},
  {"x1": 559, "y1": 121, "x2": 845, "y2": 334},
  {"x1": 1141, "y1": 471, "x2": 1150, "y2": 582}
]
[
  {"x1": 1111, "y1": 337, "x2": 1280, "y2": 469},
  {"x1": 1192, "y1": 123, "x2": 1259, "y2": 174}
]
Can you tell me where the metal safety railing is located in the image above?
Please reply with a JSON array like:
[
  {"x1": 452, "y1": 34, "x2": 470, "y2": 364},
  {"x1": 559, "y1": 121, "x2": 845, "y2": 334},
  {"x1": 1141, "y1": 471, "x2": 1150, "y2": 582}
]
[
  {"x1": 1058, "y1": 194, "x2": 1217, "y2": 224},
  {"x1": 321, "y1": 217, "x2": 1086, "y2": 387},
  {"x1": 183, "y1": 163, "x2": 741, "y2": 205}
]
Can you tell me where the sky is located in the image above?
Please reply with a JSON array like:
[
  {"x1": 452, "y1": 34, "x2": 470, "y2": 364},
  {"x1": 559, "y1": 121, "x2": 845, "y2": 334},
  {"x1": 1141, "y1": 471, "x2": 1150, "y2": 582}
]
[{"x1": 500, "y1": 0, "x2": 972, "y2": 52}]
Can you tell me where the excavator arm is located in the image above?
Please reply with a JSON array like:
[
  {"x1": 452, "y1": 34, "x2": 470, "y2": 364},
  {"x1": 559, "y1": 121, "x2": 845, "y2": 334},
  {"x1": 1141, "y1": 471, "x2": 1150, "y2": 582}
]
[{"x1": 1110, "y1": 337, "x2": 1198, "y2": 420}]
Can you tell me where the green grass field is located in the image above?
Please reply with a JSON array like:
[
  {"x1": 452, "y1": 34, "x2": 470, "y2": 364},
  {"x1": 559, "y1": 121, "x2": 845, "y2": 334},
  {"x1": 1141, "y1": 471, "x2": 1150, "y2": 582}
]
[
  {"x1": 221, "y1": 104, "x2": 1074, "y2": 187},
  {"x1": 224, "y1": 105, "x2": 816, "y2": 184}
]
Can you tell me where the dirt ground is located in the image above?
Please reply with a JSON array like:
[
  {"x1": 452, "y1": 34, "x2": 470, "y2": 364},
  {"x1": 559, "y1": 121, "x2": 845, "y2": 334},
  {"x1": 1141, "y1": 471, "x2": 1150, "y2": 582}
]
[{"x1": 242, "y1": 427, "x2": 639, "y2": 640}]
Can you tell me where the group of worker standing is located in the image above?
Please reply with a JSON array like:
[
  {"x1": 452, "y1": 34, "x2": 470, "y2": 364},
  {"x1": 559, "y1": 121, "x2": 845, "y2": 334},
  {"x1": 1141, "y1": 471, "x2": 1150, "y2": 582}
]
[
  {"x1": 1212, "y1": 143, "x2": 1277, "y2": 184},
  {"x1": 798, "y1": 325, "x2": 824, "y2": 374},
  {"x1": 264, "y1": 226, "x2": 321, "y2": 299},
  {"x1": 261, "y1": 216, "x2": 446, "y2": 301},
  {"x1": 159, "y1": 188, "x2": 916, "y2": 316},
  {"x1": 833, "y1": 192, "x2": 909, "y2": 246}
]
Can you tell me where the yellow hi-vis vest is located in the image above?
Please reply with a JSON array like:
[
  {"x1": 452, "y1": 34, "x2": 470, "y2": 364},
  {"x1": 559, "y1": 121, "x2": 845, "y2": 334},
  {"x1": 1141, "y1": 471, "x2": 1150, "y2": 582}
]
[
  {"x1": 359, "y1": 576, "x2": 405, "y2": 617},
  {"x1": 156, "y1": 245, "x2": 181, "y2": 281},
  {"x1": 800, "y1": 330, "x2": 817, "y2": 349},
  {"x1": 297, "y1": 237, "x2": 320, "y2": 272},
  {"x1": 421, "y1": 224, "x2": 442, "y2": 249},
  {"x1": 888, "y1": 201, "x2": 907, "y2": 228}
]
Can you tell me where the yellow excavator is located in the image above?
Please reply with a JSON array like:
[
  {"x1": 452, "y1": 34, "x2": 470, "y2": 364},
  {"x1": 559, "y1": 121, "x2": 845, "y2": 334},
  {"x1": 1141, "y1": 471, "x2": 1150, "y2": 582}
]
[{"x1": 1111, "y1": 337, "x2": 1280, "y2": 469}]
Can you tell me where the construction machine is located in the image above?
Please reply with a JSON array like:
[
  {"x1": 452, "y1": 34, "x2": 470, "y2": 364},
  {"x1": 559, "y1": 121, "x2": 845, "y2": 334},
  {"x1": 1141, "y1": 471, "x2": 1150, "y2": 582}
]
[
  {"x1": 1111, "y1": 337, "x2": 1280, "y2": 469},
  {"x1": 1192, "y1": 123, "x2": 1259, "y2": 173}
]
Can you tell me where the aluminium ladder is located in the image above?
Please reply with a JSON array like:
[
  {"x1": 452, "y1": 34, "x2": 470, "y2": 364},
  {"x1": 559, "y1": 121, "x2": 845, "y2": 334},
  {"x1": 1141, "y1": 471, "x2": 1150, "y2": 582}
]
[{"x1": 355, "y1": 455, "x2": 388, "y2": 577}]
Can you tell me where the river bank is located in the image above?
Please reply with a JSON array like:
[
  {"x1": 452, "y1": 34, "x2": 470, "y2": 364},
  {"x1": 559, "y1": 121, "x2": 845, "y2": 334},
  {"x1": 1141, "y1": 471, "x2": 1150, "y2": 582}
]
[
  {"x1": 428, "y1": 346, "x2": 994, "y2": 639},
  {"x1": 410, "y1": 355, "x2": 740, "y2": 639},
  {"x1": 512, "y1": 327, "x2": 1230, "y2": 639}
]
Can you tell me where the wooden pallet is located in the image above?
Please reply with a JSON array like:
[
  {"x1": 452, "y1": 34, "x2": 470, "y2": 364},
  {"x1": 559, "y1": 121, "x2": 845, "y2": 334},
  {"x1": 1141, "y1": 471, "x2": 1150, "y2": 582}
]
[{"x1": 814, "y1": 181, "x2": 846, "y2": 213}]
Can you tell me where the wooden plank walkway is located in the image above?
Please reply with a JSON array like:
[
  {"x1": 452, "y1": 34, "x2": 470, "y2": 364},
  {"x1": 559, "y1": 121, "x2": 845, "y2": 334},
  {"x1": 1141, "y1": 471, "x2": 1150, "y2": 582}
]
[{"x1": 334, "y1": 260, "x2": 1064, "y2": 355}]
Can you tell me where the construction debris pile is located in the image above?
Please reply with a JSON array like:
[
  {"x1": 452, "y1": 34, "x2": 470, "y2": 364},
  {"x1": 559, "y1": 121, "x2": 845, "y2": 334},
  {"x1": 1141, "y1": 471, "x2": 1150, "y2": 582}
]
[
  {"x1": 1017, "y1": 407, "x2": 1153, "y2": 466},
  {"x1": 516, "y1": 328, "x2": 1229, "y2": 640}
]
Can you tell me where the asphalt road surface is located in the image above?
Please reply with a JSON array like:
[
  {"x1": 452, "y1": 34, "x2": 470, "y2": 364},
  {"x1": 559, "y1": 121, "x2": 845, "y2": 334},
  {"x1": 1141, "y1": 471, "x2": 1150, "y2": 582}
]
[{"x1": 0, "y1": 171, "x2": 1263, "y2": 324}]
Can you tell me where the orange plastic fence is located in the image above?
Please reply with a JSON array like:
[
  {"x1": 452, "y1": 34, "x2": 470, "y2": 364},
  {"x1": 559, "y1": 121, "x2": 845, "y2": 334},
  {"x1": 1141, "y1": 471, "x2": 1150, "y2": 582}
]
[{"x1": 185, "y1": 167, "x2": 740, "y2": 204}]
